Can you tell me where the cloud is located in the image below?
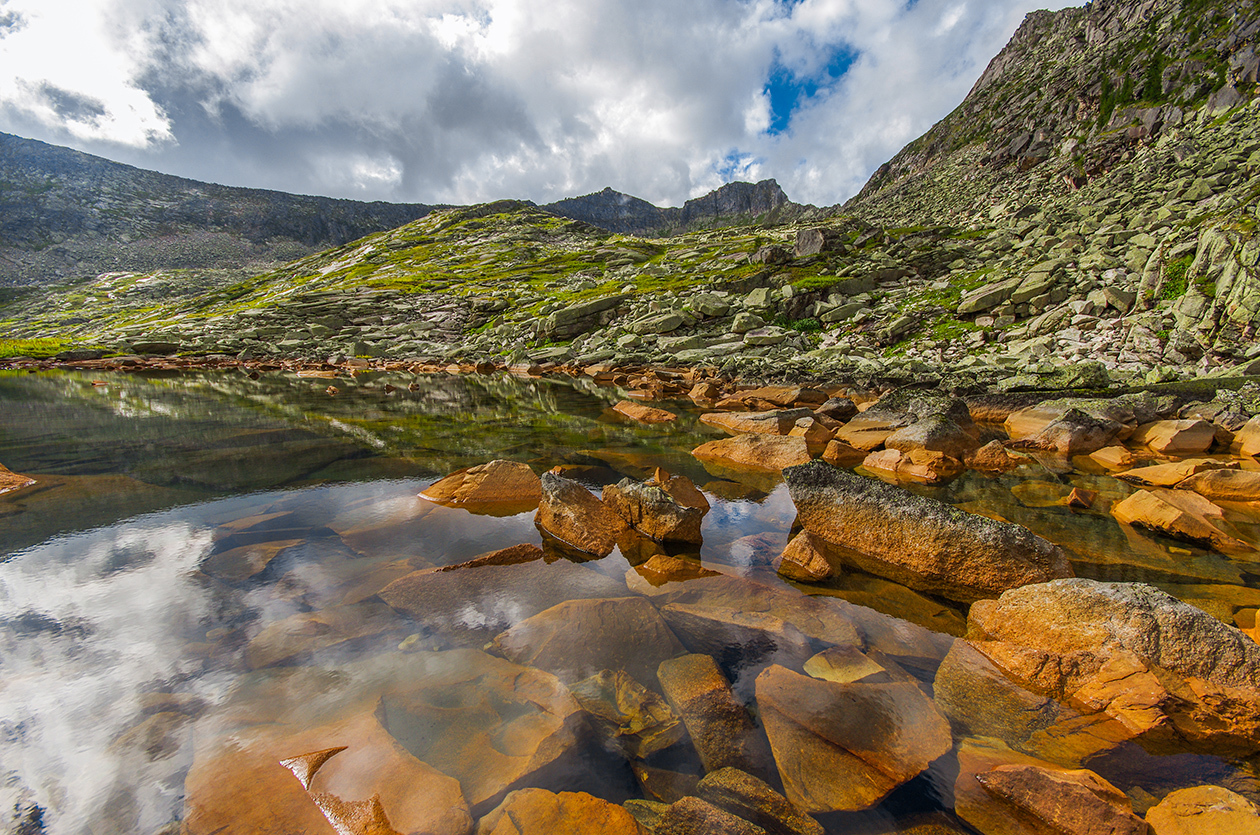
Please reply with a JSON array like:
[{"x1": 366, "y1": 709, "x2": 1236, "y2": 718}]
[{"x1": 0, "y1": 0, "x2": 1080, "y2": 207}]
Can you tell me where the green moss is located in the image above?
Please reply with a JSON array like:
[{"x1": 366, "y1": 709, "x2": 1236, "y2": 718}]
[
  {"x1": 0, "y1": 338, "x2": 65, "y2": 358},
  {"x1": 1161, "y1": 253, "x2": 1194, "y2": 300}
]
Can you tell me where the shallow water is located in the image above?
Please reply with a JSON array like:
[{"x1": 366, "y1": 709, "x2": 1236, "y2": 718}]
[{"x1": 1, "y1": 370, "x2": 1258, "y2": 834}]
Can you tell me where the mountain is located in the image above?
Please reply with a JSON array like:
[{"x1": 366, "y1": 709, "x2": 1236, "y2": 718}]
[
  {"x1": 3, "y1": 0, "x2": 1259, "y2": 395},
  {"x1": 543, "y1": 179, "x2": 811, "y2": 234},
  {"x1": 0, "y1": 132, "x2": 438, "y2": 287}
]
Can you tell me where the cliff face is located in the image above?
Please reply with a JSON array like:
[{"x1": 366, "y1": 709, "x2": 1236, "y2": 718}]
[
  {"x1": 849, "y1": 0, "x2": 1260, "y2": 225},
  {"x1": 0, "y1": 133, "x2": 437, "y2": 286}
]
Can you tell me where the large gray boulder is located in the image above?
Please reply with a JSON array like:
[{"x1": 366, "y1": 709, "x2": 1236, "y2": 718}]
[{"x1": 782, "y1": 461, "x2": 1071, "y2": 602}]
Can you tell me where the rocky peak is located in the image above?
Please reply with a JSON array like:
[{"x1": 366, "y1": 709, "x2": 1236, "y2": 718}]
[{"x1": 679, "y1": 179, "x2": 791, "y2": 225}]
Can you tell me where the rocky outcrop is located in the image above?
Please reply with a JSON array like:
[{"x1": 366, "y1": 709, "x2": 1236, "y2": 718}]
[{"x1": 783, "y1": 460, "x2": 1071, "y2": 602}]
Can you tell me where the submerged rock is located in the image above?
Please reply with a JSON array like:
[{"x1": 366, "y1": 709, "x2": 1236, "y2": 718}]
[
  {"x1": 490, "y1": 597, "x2": 685, "y2": 689},
  {"x1": 783, "y1": 460, "x2": 1071, "y2": 602},
  {"x1": 476, "y1": 789, "x2": 647, "y2": 835},
  {"x1": 972, "y1": 764, "x2": 1146, "y2": 835},
  {"x1": 657, "y1": 653, "x2": 773, "y2": 777},
  {"x1": 1144, "y1": 785, "x2": 1260, "y2": 834},
  {"x1": 696, "y1": 767, "x2": 823, "y2": 835},
  {"x1": 655, "y1": 796, "x2": 768, "y2": 835},
  {"x1": 754, "y1": 665, "x2": 951, "y2": 813},
  {"x1": 568, "y1": 669, "x2": 685, "y2": 759},
  {"x1": 420, "y1": 459, "x2": 542, "y2": 515}
]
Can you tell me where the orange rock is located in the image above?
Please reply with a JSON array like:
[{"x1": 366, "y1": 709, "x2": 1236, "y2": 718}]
[
  {"x1": 966, "y1": 440, "x2": 1021, "y2": 473},
  {"x1": 692, "y1": 435, "x2": 813, "y2": 473},
  {"x1": 821, "y1": 439, "x2": 866, "y2": 467},
  {"x1": 1067, "y1": 487, "x2": 1097, "y2": 509},
  {"x1": 478, "y1": 789, "x2": 647, "y2": 835},
  {"x1": 1117, "y1": 458, "x2": 1236, "y2": 487},
  {"x1": 603, "y1": 478, "x2": 707, "y2": 544},
  {"x1": 536, "y1": 472, "x2": 628, "y2": 556},
  {"x1": 1232, "y1": 415, "x2": 1260, "y2": 458},
  {"x1": 833, "y1": 415, "x2": 901, "y2": 451},
  {"x1": 0, "y1": 462, "x2": 36, "y2": 496},
  {"x1": 420, "y1": 459, "x2": 542, "y2": 515},
  {"x1": 1089, "y1": 445, "x2": 1135, "y2": 469},
  {"x1": 657, "y1": 654, "x2": 773, "y2": 777},
  {"x1": 862, "y1": 448, "x2": 964, "y2": 483},
  {"x1": 1145, "y1": 785, "x2": 1260, "y2": 834},
  {"x1": 1131, "y1": 419, "x2": 1217, "y2": 455},
  {"x1": 1112, "y1": 488, "x2": 1254, "y2": 554},
  {"x1": 689, "y1": 381, "x2": 723, "y2": 404},
  {"x1": 787, "y1": 417, "x2": 836, "y2": 452},
  {"x1": 1177, "y1": 468, "x2": 1260, "y2": 503},
  {"x1": 613, "y1": 400, "x2": 677, "y2": 423},
  {"x1": 699, "y1": 409, "x2": 811, "y2": 435},
  {"x1": 774, "y1": 531, "x2": 835, "y2": 582}
]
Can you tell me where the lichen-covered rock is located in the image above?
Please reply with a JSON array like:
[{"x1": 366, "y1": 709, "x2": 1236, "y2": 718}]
[
  {"x1": 755, "y1": 665, "x2": 951, "y2": 813},
  {"x1": 603, "y1": 477, "x2": 707, "y2": 544},
  {"x1": 655, "y1": 796, "x2": 768, "y2": 835},
  {"x1": 783, "y1": 460, "x2": 1071, "y2": 602}
]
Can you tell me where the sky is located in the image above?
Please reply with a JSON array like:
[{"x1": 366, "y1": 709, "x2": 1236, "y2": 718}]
[{"x1": 0, "y1": 0, "x2": 1079, "y2": 208}]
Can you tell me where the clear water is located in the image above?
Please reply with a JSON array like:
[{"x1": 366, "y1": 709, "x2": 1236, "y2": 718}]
[{"x1": 1, "y1": 370, "x2": 1257, "y2": 834}]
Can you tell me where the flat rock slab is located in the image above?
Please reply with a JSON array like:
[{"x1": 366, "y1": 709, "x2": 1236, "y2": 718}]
[
  {"x1": 693, "y1": 435, "x2": 812, "y2": 473},
  {"x1": 783, "y1": 460, "x2": 1071, "y2": 602},
  {"x1": 1145, "y1": 785, "x2": 1260, "y2": 834},
  {"x1": 420, "y1": 459, "x2": 542, "y2": 516},
  {"x1": 477, "y1": 789, "x2": 648, "y2": 835},
  {"x1": 755, "y1": 665, "x2": 951, "y2": 813}
]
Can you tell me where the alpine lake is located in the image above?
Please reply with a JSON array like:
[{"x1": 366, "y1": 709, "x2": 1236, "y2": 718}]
[{"x1": 2, "y1": 367, "x2": 1259, "y2": 835}]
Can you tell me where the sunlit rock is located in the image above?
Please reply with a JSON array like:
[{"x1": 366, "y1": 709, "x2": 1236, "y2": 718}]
[
  {"x1": 1117, "y1": 459, "x2": 1237, "y2": 487},
  {"x1": 1230, "y1": 415, "x2": 1260, "y2": 457},
  {"x1": 773, "y1": 530, "x2": 834, "y2": 582},
  {"x1": 1130, "y1": 419, "x2": 1217, "y2": 455},
  {"x1": 1112, "y1": 488, "x2": 1254, "y2": 554},
  {"x1": 603, "y1": 478, "x2": 706, "y2": 544},
  {"x1": 432, "y1": 543, "x2": 544, "y2": 572},
  {"x1": 1177, "y1": 468, "x2": 1260, "y2": 503},
  {"x1": 568, "y1": 669, "x2": 685, "y2": 759},
  {"x1": 536, "y1": 471, "x2": 627, "y2": 556},
  {"x1": 420, "y1": 459, "x2": 542, "y2": 516},
  {"x1": 376, "y1": 650, "x2": 585, "y2": 816},
  {"x1": 820, "y1": 438, "x2": 866, "y2": 467},
  {"x1": 784, "y1": 460, "x2": 1071, "y2": 602},
  {"x1": 1089, "y1": 445, "x2": 1136, "y2": 470},
  {"x1": 475, "y1": 789, "x2": 647, "y2": 835},
  {"x1": 965, "y1": 440, "x2": 1021, "y2": 473},
  {"x1": 0, "y1": 462, "x2": 36, "y2": 495},
  {"x1": 803, "y1": 646, "x2": 916, "y2": 687},
  {"x1": 967, "y1": 579, "x2": 1260, "y2": 756},
  {"x1": 378, "y1": 558, "x2": 626, "y2": 639},
  {"x1": 700, "y1": 409, "x2": 813, "y2": 436},
  {"x1": 974, "y1": 763, "x2": 1146, "y2": 835},
  {"x1": 489, "y1": 597, "x2": 685, "y2": 689},
  {"x1": 627, "y1": 554, "x2": 722, "y2": 589},
  {"x1": 657, "y1": 654, "x2": 774, "y2": 777},
  {"x1": 245, "y1": 601, "x2": 400, "y2": 669},
  {"x1": 861, "y1": 447, "x2": 964, "y2": 484},
  {"x1": 613, "y1": 400, "x2": 677, "y2": 423},
  {"x1": 692, "y1": 434, "x2": 813, "y2": 473},
  {"x1": 696, "y1": 767, "x2": 822, "y2": 835},
  {"x1": 755, "y1": 665, "x2": 951, "y2": 813},
  {"x1": 1145, "y1": 785, "x2": 1260, "y2": 834}
]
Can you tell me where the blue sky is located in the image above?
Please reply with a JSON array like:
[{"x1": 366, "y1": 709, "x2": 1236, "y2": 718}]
[{"x1": 0, "y1": 0, "x2": 1080, "y2": 207}]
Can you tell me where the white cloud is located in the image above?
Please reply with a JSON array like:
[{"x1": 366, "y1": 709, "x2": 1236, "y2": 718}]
[{"x1": 0, "y1": 0, "x2": 1080, "y2": 207}]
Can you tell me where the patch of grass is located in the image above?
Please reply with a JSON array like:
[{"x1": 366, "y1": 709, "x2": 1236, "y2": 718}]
[
  {"x1": 0, "y1": 338, "x2": 65, "y2": 358},
  {"x1": 1161, "y1": 253, "x2": 1194, "y2": 300},
  {"x1": 773, "y1": 314, "x2": 822, "y2": 333}
]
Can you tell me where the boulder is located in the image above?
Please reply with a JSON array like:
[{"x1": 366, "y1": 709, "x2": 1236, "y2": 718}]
[
  {"x1": 754, "y1": 665, "x2": 951, "y2": 812},
  {"x1": 476, "y1": 789, "x2": 647, "y2": 835},
  {"x1": 814, "y1": 397, "x2": 858, "y2": 421},
  {"x1": 657, "y1": 654, "x2": 773, "y2": 776},
  {"x1": 773, "y1": 531, "x2": 834, "y2": 582},
  {"x1": 1089, "y1": 446, "x2": 1136, "y2": 470},
  {"x1": 820, "y1": 438, "x2": 866, "y2": 467},
  {"x1": 861, "y1": 448, "x2": 964, "y2": 483},
  {"x1": 783, "y1": 461, "x2": 1071, "y2": 602},
  {"x1": 0, "y1": 462, "x2": 35, "y2": 496},
  {"x1": 1111, "y1": 488, "x2": 1254, "y2": 554},
  {"x1": 659, "y1": 603, "x2": 815, "y2": 674},
  {"x1": 696, "y1": 768, "x2": 822, "y2": 835},
  {"x1": 692, "y1": 435, "x2": 813, "y2": 473},
  {"x1": 700, "y1": 409, "x2": 813, "y2": 436},
  {"x1": 377, "y1": 650, "x2": 585, "y2": 816},
  {"x1": 420, "y1": 460, "x2": 542, "y2": 516},
  {"x1": 967, "y1": 579, "x2": 1260, "y2": 756},
  {"x1": 1145, "y1": 785, "x2": 1260, "y2": 834},
  {"x1": 655, "y1": 796, "x2": 768, "y2": 835},
  {"x1": 1177, "y1": 469, "x2": 1260, "y2": 503},
  {"x1": 378, "y1": 559, "x2": 627, "y2": 638},
  {"x1": 885, "y1": 414, "x2": 980, "y2": 459},
  {"x1": 568, "y1": 670, "x2": 685, "y2": 759},
  {"x1": 603, "y1": 478, "x2": 706, "y2": 544},
  {"x1": 1130, "y1": 420, "x2": 1217, "y2": 455},
  {"x1": 490, "y1": 597, "x2": 685, "y2": 689},
  {"x1": 1117, "y1": 459, "x2": 1237, "y2": 487},
  {"x1": 1232, "y1": 415, "x2": 1260, "y2": 457},
  {"x1": 966, "y1": 440, "x2": 1021, "y2": 473},
  {"x1": 794, "y1": 228, "x2": 843, "y2": 259},
  {"x1": 536, "y1": 471, "x2": 628, "y2": 556},
  {"x1": 614, "y1": 401, "x2": 677, "y2": 423}
]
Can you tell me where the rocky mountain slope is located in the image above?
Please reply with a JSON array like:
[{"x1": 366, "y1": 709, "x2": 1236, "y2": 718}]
[
  {"x1": 2, "y1": 0, "x2": 1259, "y2": 396},
  {"x1": 0, "y1": 132, "x2": 438, "y2": 287},
  {"x1": 542, "y1": 179, "x2": 810, "y2": 235}
]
